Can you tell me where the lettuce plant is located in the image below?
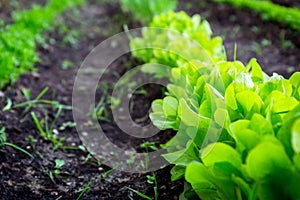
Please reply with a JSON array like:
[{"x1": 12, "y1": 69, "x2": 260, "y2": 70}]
[
  {"x1": 130, "y1": 11, "x2": 225, "y2": 76},
  {"x1": 120, "y1": 0, "x2": 178, "y2": 24},
  {"x1": 129, "y1": 10, "x2": 300, "y2": 200}
]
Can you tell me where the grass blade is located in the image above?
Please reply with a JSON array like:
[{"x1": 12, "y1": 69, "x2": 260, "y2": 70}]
[
  {"x1": 31, "y1": 112, "x2": 47, "y2": 139},
  {"x1": 126, "y1": 187, "x2": 152, "y2": 200},
  {"x1": 51, "y1": 105, "x2": 63, "y2": 130},
  {"x1": 76, "y1": 180, "x2": 92, "y2": 200},
  {"x1": 36, "y1": 87, "x2": 49, "y2": 100},
  {"x1": 3, "y1": 142, "x2": 34, "y2": 158}
]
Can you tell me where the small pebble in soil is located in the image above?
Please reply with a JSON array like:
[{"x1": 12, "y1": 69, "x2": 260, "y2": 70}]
[
  {"x1": 98, "y1": 167, "x2": 104, "y2": 172},
  {"x1": 53, "y1": 129, "x2": 59, "y2": 135},
  {"x1": 51, "y1": 191, "x2": 58, "y2": 196},
  {"x1": 7, "y1": 180, "x2": 13, "y2": 186},
  {"x1": 82, "y1": 132, "x2": 88, "y2": 136},
  {"x1": 31, "y1": 72, "x2": 40, "y2": 79}
]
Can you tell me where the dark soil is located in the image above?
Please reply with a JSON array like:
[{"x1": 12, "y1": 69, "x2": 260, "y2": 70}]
[
  {"x1": 0, "y1": 0, "x2": 300, "y2": 199},
  {"x1": 271, "y1": 0, "x2": 300, "y2": 9}
]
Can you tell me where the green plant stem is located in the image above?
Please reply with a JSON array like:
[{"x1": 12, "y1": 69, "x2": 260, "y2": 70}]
[
  {"x1": 76, "y1": 180, "x2": 92, "y2": 200},
  {"x1": 3, "y1": 142, "x2": 34, "y2": 158}
]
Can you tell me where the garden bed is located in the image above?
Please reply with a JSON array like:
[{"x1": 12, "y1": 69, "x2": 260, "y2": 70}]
[{"x1": 0, "y1": 0, "x2": 299, "y2": 199}]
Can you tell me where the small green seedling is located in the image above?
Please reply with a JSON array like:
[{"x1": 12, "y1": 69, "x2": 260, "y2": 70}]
[
  {"x1": 140, "y1": 142, "x2": 158, "y2": 151},
  {"x1": 62, "y1": 29, "x2": 79, "y2": 48},
  {"x1": 147, "y1": 173, "x2": 158, "y2": 200},
  {"x1": 26, "y1": 135, "x2": 37, "y2": 143},
  {"x1": 59, "y1": 121, "x2": 76, "y2": 131},
  {"x1": 10, "y1": 87, "x2": 72, "y2": 115},
  {"x1": 61, "y1": 60, "x2": 74, "y2": 70},
  {"x1": 18, "y1": 87, "x2": 49, "y2": 115},
  {"x1": 140, "y1": 142, "x2": 158, "y2": 170},
  {"x1": 49, "y1": 159, "x2": 68, "y2": 183},
  {"x1": 31, "y1": 107, "x2": 65, "y2": 149}
]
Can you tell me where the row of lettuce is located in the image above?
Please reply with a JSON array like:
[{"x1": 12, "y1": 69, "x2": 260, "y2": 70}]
[
  {"x1": 0, "y1": 0, "x2": 83, "y2": 89},
  {"x1": 214, "y1": 0, "x2": 300, "y2": 33},
  {"x1": 121, "y1": 0, "x2": 300, "y2": 34},
  {"x1": 128, "y1": 8, "x2": 300, "y2": 200}
]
